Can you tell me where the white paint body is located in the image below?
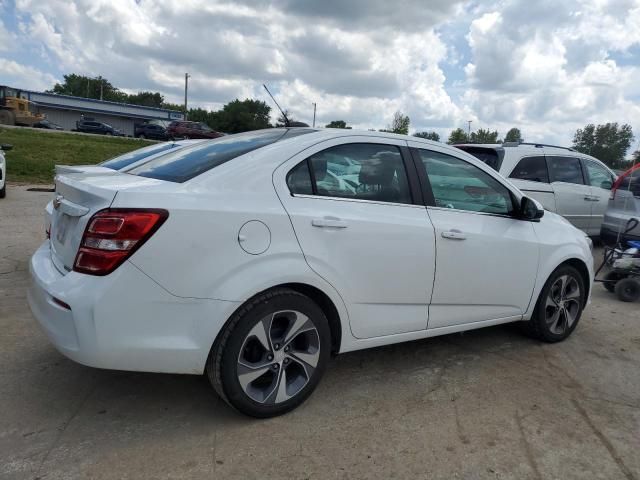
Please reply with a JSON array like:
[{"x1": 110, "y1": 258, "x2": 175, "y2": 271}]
[
  {"x1": 29, "y1": 130, "x2": 594, "y2": 374},
  {"x1": 0, "y1": 150, "x2": 5, "y2": 193}
]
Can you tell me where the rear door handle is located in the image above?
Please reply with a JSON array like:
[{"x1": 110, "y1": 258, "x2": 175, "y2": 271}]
[
  {"x1": 312, "y1": 218, "x2": 348, "y2": 229},
  {"x1": 441, "y1": 229, "x2": 466, "y2": 240}
]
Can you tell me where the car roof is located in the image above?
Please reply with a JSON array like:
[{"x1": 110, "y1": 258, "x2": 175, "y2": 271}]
[{"x1": 454, "y1": 142, "x2": 614, "y2": 175}]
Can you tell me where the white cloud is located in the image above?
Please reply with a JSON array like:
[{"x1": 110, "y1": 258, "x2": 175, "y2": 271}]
[{"x1": 0, "y1": 58, "x2": 59, "y2": 91}]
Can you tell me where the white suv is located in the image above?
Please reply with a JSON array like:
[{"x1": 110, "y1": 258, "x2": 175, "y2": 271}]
[{"x1": 455, "y1": 143, "x2": 616, "y2": 236}]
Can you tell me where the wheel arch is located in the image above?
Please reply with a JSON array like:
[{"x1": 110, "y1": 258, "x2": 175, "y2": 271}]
[{"x1": 559, "y1": 258, "x2": 591, "y2": 306}]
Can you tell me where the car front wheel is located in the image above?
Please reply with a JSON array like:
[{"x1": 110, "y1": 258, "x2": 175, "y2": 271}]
[
  {"x1": 522, "y1": 265, "x2": 586, "y2": 342},
  {"x1": 207, "y1": 289, "x2": 331, "y2": 418}
]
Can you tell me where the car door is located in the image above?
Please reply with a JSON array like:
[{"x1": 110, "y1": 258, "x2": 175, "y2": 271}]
[
  {"x1": 408, "y1": 142, "x2": 539, "y2": 329},
  {"x1": 547, "y1": 155, "x2": 592, "y2": 232},
  {"x1": 582, "y1": 158, "x2": 615, "y2": 235},
  {"x1": 274, "y1": 137, "x2": 436, "y2": 339}
]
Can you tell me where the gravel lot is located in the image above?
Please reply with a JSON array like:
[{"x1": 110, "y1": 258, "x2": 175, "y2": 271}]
[{"x1": 1, "y1": 184, "x2": 639, "y2": 480}]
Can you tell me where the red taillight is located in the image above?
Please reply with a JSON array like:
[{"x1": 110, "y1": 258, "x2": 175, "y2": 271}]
[{"x1": 73, "y1": 209, "x2": 168, "y2": 276}]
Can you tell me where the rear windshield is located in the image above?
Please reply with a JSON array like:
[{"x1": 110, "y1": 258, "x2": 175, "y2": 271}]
[
  {"x1": 454, "y1": 146, "x2": 504, "y2": 171},
  {"x1": 130, "y1": 128, "x2": 316, "y2": 183},
  {"x1": 100, "y1": 143, "x2": 177, "y2": 170}
]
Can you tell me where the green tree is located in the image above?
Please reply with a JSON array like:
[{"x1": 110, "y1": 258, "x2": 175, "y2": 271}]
[
  {"x1": 386, "y1": 111, "x2": 410, "y2": 135},
  {"x1": 49, "y1": 74, "x2": 125, "y2": 102},
  {"x1": 504, "y1": 127, "x2": 523, "y2": 143},
  {"x1": 413, "y1": 131, "x2": 440, "y2": 141},
  {"x1": 470, "y1": 128, "x2": 500, "y2": 144},
  {"x1": 215, "y1": 99, "x2": 272, "y2": 133},
  {"x1": 276, "y1": 109, "x2": 294, "y2": 127},
  {"x1": 447, "y1": 128, "x2": 469, "y2": 144},
  {"x1": 126, "y1": 91, "x2": 165, "y2": 108},
  {"x1": 572, "y1": 123, "x2": 634, "y2": 169},
  {"x1": 325, "y1": 120, "x2": 351, "y2": 129}
]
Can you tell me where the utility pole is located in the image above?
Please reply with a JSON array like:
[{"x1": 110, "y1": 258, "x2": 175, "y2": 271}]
[
  {"x1": 312, "y1": 102, "x2": 317, "y2": 128},
  {"x1": 86, "y1": 78, "x2": 90, "y2": 99},
  {"x1": 184, "y1": 73, "x2": 191, "y2": 120},
  {"x1": 467, "y1": 120, "x2": 472, "y2": 138},
  {"x1": 99, "y1": 77, "x2": 103, "y2": 101}
]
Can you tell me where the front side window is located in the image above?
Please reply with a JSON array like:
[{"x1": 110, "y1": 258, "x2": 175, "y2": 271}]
[
  {"x1": 548, "y1": 156, "x2": 585, "y2": 185},
  {"x1": 584, "y1": 160, "x2": 614, "y2": 190},
  {"x1": 418, "y1": 149, "x2": 514, "y2": 215},
  {"x1": 509, "y1": 156, "x2": 549, "y2": 183},
  {"x1": 287, "y1": 143, "x2": 412, "y2": 204}
]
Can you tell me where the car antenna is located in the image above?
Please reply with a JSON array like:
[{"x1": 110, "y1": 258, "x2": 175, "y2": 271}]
[{"x1": 263, "y1": 84, "x2": 290, "y2": 127}]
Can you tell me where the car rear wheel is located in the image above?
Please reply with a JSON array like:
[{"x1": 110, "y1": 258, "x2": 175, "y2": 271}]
[
  {"x1": 522, "y1": 265, "x2": 585, "y2": 342},
  {"x1": 207, "y1": 288, "x2": 331, "y2": 418}
]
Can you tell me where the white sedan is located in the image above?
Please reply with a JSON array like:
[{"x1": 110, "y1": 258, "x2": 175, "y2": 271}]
[
  {"x1": 0, "y1": 143, "x2": 12, "y2": 198},
  {"x1": 29, "y1": 129, "x2": 594, "y2": 417}
]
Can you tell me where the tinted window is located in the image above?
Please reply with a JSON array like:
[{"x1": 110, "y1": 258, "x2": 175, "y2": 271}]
[
  {"x1": 454, "y1": 146, "x2": 503, "y2": 171},
  {"x1": 509, "y1": 156, "x2": 549, "y2": 183},
  {"x1": 287, "y1": 161, "x2": 313, "y2": 195},
  {"x1": 101, "y1": 143, "x2": 178, "y2": 170},
  {"x1": 287, "y1": 144, "x2": 412, "y2": 204},
  {"x1": 131, "y1": 129, "x2": 316, "y2": 183},
  {"x1": 584, "y1": 160, "x2": 614, "y2": 190},
  {"x1": 548, "y1": 156, "x2": 585, "y2": 184},
  {"x1": 418, "y1": 149, "x2": 514, "y2": 215}
]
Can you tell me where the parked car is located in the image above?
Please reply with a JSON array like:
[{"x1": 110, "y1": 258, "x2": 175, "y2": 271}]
[
  {"x1": 166, "y1": 121, "x2": 224, "y2": 140},
  {"x1": 0, "y1": 143, "x2": 12, "y2": 198},
  {"x1": 455, "y1": 143, "x2": 616, "y2": 237},
  {"x1": 30, "y1": 129, "x2": 593, "y2": 418},
  {"x1": 33, "y1": 119, "x2": 64, "y2": 130},
  {"x1": 135, "y1": 122, "x2": 168, "y2": 140},
  {"x1": 75, "y1": 119, "x2": 124, "y2": 136},
  {"x1": 601, "y1": 163, "x2": 640, "y2": 244}
]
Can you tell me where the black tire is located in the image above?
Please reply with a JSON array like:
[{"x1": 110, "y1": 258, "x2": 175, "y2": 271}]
[
  {"x1": 105, "y1": 131, "x2": 113, "y2": 136},
  {"x1": 615, "y1": 278, "x2": 640, "y2": 302},
  {"x1": 521, "y1": 265, "x2": 586, "y2": 343},
  {"x1": 603, "y1": 271, "x2": 623, "y2": 293},
  {"x1": 206, "y1": 288, "x2": 331, "y2": 418},
  {"x1": 138, "y1": 134, "x2": 146, "y2": 139},
  {"x1": 0, "y1": 184, "x2": 5, "y2": 198}
]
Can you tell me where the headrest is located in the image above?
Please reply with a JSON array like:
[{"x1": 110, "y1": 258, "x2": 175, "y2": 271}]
[{"x1": 359, "y1": 152, "x2": 398, "y2": 186}]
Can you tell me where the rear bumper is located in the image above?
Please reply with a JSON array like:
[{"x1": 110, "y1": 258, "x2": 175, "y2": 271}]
[{"x1": 28, "y1": 241, "x2": 239, "y2": 374}]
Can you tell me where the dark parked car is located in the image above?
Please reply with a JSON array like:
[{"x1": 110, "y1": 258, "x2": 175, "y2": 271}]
[
  {"x1": 135, "y1": 122, "x2": 168, "y2": 140},
  {"x1": 75, "y1": 120, "x2": 124, "y2": 136},
  {"x1": 33, "y1": 119, "x2": 64, "y2": 130},
  {"x1": 166, "y1": 121, "x2": 224, "y2": 140}
]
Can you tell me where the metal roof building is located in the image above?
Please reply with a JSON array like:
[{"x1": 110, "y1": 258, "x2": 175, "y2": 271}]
[{"x1": 20, "y1": 89, "x2": 184, "y2": 136}]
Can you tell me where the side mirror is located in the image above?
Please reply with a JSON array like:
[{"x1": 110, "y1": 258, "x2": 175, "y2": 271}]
[
  {"x1": 601, "y1": 180, "x2": 613, "y2": 190},
  {"x1": 520, "y1": 196, "x2": 544, "y2": 221},
  {"x1": 0, "y1": 144, "x2": 13, "y2": 151}
]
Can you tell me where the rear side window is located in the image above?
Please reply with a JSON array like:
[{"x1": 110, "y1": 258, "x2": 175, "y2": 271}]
[
  {"x1": 548, "y1": 156, "x2": 585, "y2": 185},
  {"x1": 618, "y1": 169, "x2": 640, "y2": 196},
  {"x1": 454, "y1": 146, "x2": 503, "y2": 171},
  {"x1": 101, "y1": 143, "x2": 177, "y2": 170},
  {"x1": 287, "y1": 143, "x2": 412, "y2": 204},
  {"x1": 509, "y1": 156, "x2": 549, "y2": 183},
  {"x1": 131, "y1": 129, "x2": 316, "y2": 183}
]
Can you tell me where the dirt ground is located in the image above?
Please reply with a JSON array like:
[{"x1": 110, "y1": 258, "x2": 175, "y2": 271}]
[{"x1": 1, "y1": 184, "x2": 639, "y2": 480}]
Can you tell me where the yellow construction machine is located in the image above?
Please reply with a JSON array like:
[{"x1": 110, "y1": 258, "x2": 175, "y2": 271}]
[{"x1": 0, "y1": 86, "x2": 45, "y2": 126}]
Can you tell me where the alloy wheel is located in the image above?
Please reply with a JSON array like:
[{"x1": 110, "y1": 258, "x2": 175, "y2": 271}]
[
  {"x1": 237, "y1": 310, "x2": 320, "y2": 404},
  {"x1": 544, "y1": 274, "x2": 581, "y2": 335}
]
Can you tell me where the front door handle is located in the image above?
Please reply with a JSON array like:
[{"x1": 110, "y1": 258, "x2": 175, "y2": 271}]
[
  {"x1": 441, "y1": 229, "x2": 466, "y2": 240},
  {"x1": 584, "y1": 196, "x2": 599, "y2": 202},
  {"x1": 312, "y1": 217, "x2": 348, "y2": 229}
]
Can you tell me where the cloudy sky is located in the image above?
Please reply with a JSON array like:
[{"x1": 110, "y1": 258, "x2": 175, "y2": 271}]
[{"x1": 1, "y1": 0, "x2": 640, "y2": 145}]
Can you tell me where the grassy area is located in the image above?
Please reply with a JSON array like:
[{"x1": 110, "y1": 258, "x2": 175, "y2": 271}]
[{"x1": 0, "y1": 127, "x2": 155, "y2": 184}]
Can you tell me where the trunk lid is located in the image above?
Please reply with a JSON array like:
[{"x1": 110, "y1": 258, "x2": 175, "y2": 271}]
[{"x1": 50, "y1": 172, "x2": 166, "y2": 274}]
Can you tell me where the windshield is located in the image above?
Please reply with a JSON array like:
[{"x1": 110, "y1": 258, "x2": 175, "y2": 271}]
[
  {"x1": 130, "y1": 128, "x2": 316, "y2": 183},
  {"x1": 100, "y1": 143, "x2": 179, "y2": 170}
]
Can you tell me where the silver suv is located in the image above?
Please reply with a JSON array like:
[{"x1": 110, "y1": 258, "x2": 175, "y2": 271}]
[
  {"x1": 455, "y1": 143, "x2": 616, "y2": 236},
  {"x1": 601, "y1": 165, "x2": 640, "y2": 244}
]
